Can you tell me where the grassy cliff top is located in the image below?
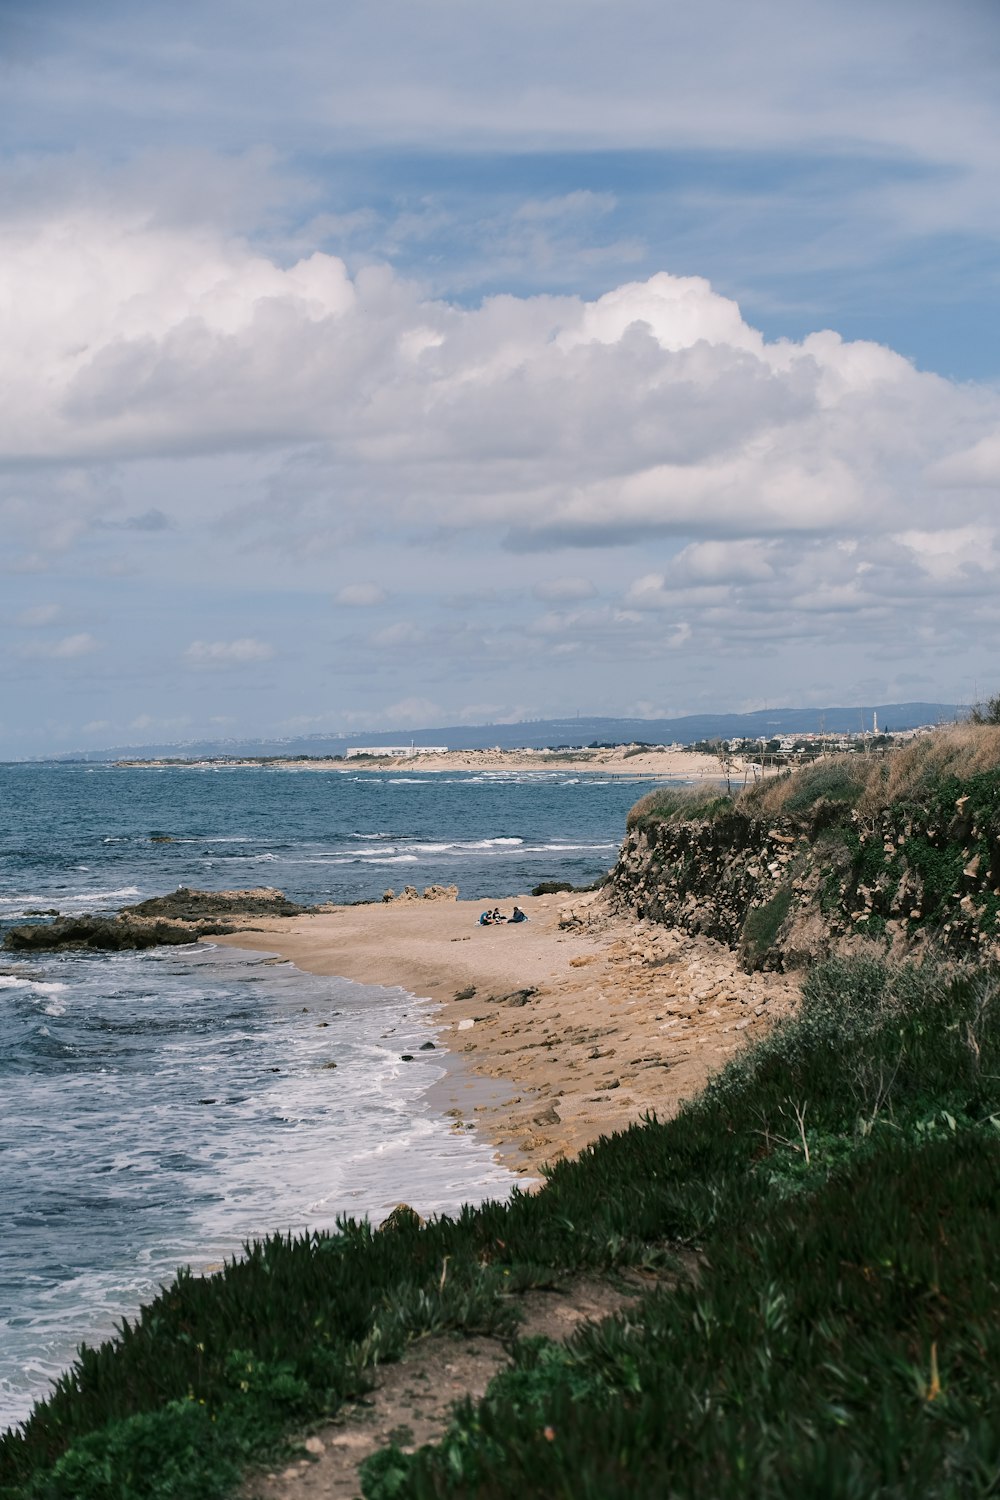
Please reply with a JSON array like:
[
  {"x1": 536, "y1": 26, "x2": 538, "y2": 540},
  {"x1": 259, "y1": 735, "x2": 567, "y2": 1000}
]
[{"x1": 628, "y1": 724, "x2": 1000, "y2": 831}]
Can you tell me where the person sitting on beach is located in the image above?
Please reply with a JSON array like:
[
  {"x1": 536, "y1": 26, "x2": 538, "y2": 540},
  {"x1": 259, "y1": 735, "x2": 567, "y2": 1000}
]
[
  {"x1": 510, "y1": 905, "x2": 527, "y2": 923},
  {"x1": 479, "y1": 909, "x2": 493, "y2": 926},
  {"x1": 492, "y1": 907, "x2": 506, "y2": 923}
]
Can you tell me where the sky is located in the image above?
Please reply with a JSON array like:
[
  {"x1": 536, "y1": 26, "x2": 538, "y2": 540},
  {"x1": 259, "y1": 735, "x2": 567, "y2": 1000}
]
[{"x1": 1, "y1": 0, "x2": 999, "y2": 756}]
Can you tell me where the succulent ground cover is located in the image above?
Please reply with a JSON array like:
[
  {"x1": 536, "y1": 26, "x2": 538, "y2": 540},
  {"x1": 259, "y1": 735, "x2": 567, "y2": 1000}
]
[{"x1": 2, "y1": 951, "x2": 999, "y2": 1499}]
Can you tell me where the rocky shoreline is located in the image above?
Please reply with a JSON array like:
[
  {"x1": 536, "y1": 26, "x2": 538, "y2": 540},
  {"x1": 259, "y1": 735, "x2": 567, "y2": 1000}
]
[{"x1": 1, "y1": 887, "x2": 315, "y2": 952}]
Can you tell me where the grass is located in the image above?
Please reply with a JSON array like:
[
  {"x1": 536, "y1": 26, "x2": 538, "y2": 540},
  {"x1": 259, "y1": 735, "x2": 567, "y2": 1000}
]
[
  {"x1": 626, "y1": 728, "x2": 1000, "y2": 834},
  {"x1": 738, "y1": 725, "x2": 1000, "y2": 826},
  {"x1": 5, "y1": 953, "x2": 1000, "y2": 1498},
  {"x1": 626, "y1": 785, "x2": 734, "y2": 831},
  {"x1": 360, "y1": 955, "x2": 1000, "y2": 1498}
]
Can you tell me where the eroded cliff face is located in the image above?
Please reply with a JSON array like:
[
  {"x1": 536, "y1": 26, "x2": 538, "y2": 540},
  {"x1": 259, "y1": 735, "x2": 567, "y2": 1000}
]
[{"x1": 607, "y1": 791, "x2": 1000, "y2": 972}]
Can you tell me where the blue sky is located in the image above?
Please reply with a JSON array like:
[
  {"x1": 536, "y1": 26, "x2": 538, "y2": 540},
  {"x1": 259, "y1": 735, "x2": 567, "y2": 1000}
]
[{"x1": 1, "y1": 0, "x2": 998, "y2": 754}]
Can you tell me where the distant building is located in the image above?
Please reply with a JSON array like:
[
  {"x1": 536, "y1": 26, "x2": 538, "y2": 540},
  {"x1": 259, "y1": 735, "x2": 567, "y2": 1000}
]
[{"x1": 344, "y1": 745, "x2": 448, "y2": 759}]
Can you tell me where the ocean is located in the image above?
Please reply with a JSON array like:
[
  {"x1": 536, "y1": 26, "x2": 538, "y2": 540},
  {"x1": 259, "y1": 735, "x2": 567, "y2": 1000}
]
[{"x1": 0, "y1": 761, "x2": 659, "y2": 1431}]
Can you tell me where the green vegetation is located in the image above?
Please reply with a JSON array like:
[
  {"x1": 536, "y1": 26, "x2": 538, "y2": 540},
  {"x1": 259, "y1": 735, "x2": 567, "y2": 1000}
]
[
  {"x1": 622, "y1": 726, "x2": 1000, "y2": 961},
  {"x1": 5, "y1": 728, "x2": 1000, "y2": 1496},
  {"x1": 740, "y1": 884, "x2": 793, "y2": 962},
  {"x1": 361, "y1": 955, "x2": 1000, "y2": 1499},
  {"x1": 626, "y1": 785, "x2": 734, "y2": 830},
  {"x1": 777, "y1": 757, "x2": 864, "y2": 816},
  {"x1": 969, "y1": 693, "x2": 1000, "y2": 726},
  {"x1": 669, "y1": 726, "x2": 1000, "y2": 829},
  {"x1": 5, "y1": 954, "x2": 1000, "y2": 1498}
]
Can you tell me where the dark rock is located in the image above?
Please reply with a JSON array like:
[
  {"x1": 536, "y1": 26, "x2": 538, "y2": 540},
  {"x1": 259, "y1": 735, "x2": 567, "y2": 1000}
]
[
  {"x1": 501, "y1": 987, "x2": 538, "y2": 1007},
  {"x1": 400, "y1": 1053, "x2": 414, "y2": 1061},
  {"x1": 419, "y1": 1040, "x2": 436, "y2": 1050},
  {"x1": 3, "y1": 917, "x2": 211, "y2": 953},
  {"x1": 125, "y1": 886, "x2": 308, "y2": 920},
  {"x1": 3, "y1": 886, "x2": 315, "y2": 954}
]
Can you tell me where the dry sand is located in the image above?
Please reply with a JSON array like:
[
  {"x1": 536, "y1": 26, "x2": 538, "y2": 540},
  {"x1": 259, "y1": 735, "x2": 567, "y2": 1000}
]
[
  {"x1": 214, "y1": 891, "x2": 798, "y2": 1183},
  {"x1": 125, "y1": 746, "x2": 764, "y2": 782}
]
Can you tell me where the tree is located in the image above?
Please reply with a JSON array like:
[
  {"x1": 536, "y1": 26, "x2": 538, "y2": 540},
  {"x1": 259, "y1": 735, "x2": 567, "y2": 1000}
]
[{"x1": 969, "y1": 694, "x2": 1000, "y2": 726}]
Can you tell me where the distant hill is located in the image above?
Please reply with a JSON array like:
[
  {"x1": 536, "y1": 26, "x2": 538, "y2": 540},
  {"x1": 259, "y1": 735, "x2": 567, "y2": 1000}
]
[{"x1": 46, "y1": 704, "x2": 959, "y2": 762}]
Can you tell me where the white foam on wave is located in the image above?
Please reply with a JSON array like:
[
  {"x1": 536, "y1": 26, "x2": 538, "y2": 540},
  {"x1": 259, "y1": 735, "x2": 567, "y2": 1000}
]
[
  {"x1": 172, "y1": 836, "x2": 254, "y2": 844},
  {"x1": 360, "y1": 854, "x2": 420, "y2": 865},
  {"x1": 269, "y1": 851, "x2": 390, "y2": 865},
  {"x1": 61, "y1": 886, "x2": 141, "y2": 904},
  {"x1": 525, "y1": 842, "x2": 617, "y2": 852},
  {"x1": 0, "y1": 887, "x2": 141, "y2": 912}
]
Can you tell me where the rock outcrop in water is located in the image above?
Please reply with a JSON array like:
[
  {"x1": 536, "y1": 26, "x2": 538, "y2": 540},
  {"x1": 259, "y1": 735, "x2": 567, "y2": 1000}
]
[{"x1": 2, "y1": 887, "x2": 311, "y2": 953}]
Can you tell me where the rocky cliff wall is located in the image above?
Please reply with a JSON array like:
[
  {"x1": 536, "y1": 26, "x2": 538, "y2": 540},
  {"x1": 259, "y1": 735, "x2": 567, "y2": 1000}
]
[{"x1": 607, "y1": 779, "x2": 1000, "y2": 971}]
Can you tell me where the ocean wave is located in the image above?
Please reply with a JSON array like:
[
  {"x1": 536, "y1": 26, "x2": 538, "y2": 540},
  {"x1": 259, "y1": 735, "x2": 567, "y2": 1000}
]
[
  {"x1": 0, "y1": 978, "x2": 68, "y2": 994},
  {"x1": 61, "y1": 887, "x2": 141, "y2": 904},
  {"x1": 524, "y1": 842, "x2": 617, "y2": 852},
  {"x1": 359, "y1": 854, "x2": 420, "y2": 865},
  {"x1": 463, "y1": 837, "x2": 524, "y2": 848},
  {"x1": 172, "y1": 837, "x2": 254, "y2": 844}
]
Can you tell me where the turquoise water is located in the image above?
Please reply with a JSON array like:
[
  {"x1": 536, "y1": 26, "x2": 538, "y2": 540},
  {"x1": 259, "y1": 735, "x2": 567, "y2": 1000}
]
[{"x1": 0, "y1": 762, "x2": 658, "y2": 1429}]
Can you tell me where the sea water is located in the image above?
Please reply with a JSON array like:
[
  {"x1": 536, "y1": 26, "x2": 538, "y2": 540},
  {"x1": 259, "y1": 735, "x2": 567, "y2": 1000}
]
[{"x1": 0, "y1": 762, "x2": 661, "y2": 1429}]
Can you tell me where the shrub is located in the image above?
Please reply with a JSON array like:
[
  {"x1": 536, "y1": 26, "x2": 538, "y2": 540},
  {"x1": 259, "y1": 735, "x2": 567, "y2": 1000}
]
[{"x1": 626, "y1": 786, "x2": 733, "y2": 831}]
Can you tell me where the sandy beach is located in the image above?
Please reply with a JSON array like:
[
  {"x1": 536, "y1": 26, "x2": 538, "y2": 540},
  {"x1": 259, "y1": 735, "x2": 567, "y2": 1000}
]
[
  {"x1": 124, "y1": 745, "x2": 762, "y2": 782},
  {"x1": 214, "y1": 891, "x2": 798, "y2": 1182}
]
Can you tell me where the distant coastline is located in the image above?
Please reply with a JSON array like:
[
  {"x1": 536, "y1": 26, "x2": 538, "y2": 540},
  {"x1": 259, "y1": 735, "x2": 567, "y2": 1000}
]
[{"x1": 113, "y1": 745, "x2": 757, "y2": 780}]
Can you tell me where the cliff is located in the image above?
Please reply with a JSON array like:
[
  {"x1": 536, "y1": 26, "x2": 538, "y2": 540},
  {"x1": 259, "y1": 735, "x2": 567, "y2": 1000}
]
[{"x1": 607, "y1": 728, "x2": 1000, "y2": 971}]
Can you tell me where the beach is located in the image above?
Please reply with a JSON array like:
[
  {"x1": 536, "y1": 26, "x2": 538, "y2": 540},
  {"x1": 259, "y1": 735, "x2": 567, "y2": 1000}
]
[
  {"x1": 122, "y1": 745, "x2": 760, "y2": 782},
  {"x1": 215, "y1": 891, "x2": 799, "y2": 1179}
]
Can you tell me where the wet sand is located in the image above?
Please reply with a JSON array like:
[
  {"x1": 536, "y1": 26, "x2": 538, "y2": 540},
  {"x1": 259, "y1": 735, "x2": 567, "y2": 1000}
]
[{"x1": 213, "y1": 891, "x2": 798, "y2": 1179}]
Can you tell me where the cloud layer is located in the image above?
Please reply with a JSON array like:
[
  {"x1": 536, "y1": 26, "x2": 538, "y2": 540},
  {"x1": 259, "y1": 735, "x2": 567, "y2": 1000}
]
[
  {"x1": 2, "y1": 211, "x2": 996, "y2": 548},
  {"x1": 2, "y1": 0, "x2": 999, "y2": 751}
]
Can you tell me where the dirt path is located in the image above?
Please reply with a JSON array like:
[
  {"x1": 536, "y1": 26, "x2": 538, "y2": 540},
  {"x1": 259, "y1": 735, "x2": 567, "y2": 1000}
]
[{"x1": 242, "y1": 1269, "x2": 674, "y2": 1500}]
